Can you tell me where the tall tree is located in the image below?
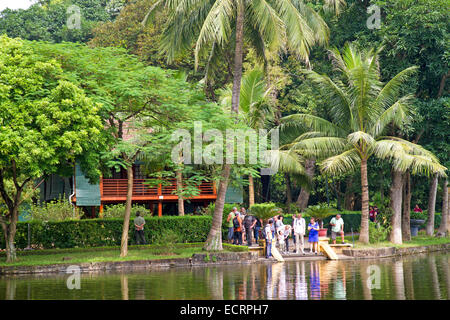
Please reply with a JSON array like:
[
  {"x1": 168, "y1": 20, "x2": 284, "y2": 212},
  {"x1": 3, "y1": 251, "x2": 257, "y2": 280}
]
[
  {"x1": 279, "y1": 43, "x2": 446, "y2": 244},
  {"x1": 436, "y1": 178, "x2": 449, "y2": 236},
  {"x1": 30, "y1": 42, "x2": 212, "y2": 256},
  {"x1": 144, "y1": 0, "x2": 338, "y2": 250},
  {"x1": 0, "y1": 36, "x2": 105, "y2": 262}
]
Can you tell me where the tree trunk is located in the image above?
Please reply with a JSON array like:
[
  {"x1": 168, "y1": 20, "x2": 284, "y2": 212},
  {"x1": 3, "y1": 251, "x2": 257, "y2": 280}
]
[
  {"x1": 230, "y1": 0, "x2": 244, "y2": 115},
  {"x1": 203, "y1": 164, "x2": 231, "y2": 251},
  {"x1": 359, "y1": 158, "x2": 370, "y2": 244},
  {"x1": 176, "y1": 169, "x2": 185, "y2": 216},
  {"x1": 120, "y1": 166, "x2": 134, "y2": 257},
  {"x1": 248, "y1": 175, "x2": 255, "y2": 207},
  {"x1": 402, "y1": 171, "x2": 412, "y2": 241},
  {"x1": 437, "y1": 178, "x2": 449, "y2": 236},
  {"x1": 426, "y1": 174, "x2": 438, "y2": 236},
  {"x1": 1, "y1": 205, "x2": 19, "y2": 263},
  {"x1": 344, "y1": 176, "x2": 355, "y2": 210},
  {"x1": 285, "y1": 173, "x2": 292, "y2": 214},
  {"x1": 204, "y1": 0, "x2": 244, "y2": 251},
  {"x1": 296, "y1": 159, "x2": 315, "y2": 211},
  {"x1": 389, "y1": 170, "x2": 403, "y2": 245}
]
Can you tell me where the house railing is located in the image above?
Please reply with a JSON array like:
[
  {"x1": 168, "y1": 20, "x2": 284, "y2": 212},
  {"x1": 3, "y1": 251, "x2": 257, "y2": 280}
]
[{"x1": 101, "y1": 178, "x2": 216, "y2": 198}]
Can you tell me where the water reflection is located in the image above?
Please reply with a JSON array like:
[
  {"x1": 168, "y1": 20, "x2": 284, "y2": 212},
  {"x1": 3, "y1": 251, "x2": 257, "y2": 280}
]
[{"x1": 0, "y1": 252, "x2": 449, "y2": 300}]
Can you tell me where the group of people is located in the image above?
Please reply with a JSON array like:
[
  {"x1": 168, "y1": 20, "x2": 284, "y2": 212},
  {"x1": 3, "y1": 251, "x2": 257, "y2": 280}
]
[
  {"x1": 226, "y1": 207, "x2": 263, "y2": 246},
  {"x1": 264, "y1": 213, "x2": 345, "y2": 259}
]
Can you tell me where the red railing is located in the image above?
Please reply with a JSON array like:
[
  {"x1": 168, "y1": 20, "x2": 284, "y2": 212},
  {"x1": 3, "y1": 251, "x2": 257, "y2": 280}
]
[{"x1": 101, "y1": 178, "x2": 216, "y2": 199}]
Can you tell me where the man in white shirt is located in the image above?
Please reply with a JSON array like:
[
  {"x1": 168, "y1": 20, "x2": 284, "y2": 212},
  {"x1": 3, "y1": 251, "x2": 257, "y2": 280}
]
[
  {"x1": 293, "y1": 213, "x2": 306, "y2": 254},
  {"x1": 265, "y1": 219, "x2": 274, "y2": 259},
  {"x1": 330, "y1": 214, "x2": 345, "y2": 244}
]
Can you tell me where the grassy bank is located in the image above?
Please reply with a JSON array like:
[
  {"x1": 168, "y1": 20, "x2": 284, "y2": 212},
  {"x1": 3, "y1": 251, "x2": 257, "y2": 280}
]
[
  {"x1": 339, "y1": 235, "x2": 450, "y2": 249},
  {"x1": 0, "y1": 243, "x2": 247, "y2": 268}
]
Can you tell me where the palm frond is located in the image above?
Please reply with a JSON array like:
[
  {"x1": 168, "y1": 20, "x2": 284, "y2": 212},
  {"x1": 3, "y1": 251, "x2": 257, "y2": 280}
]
[
  {"x1": 290, "y1": 137, "x2": 348, "y2": 158},
  {"x1": 280, "y1": 113, "x2": 347, "y2": 137},
  {"x1": 194, "y1": 0, "x2": 235, "y2": 69},
  {"x1": 374, "y1": 138, "x2": 447, "y2": 177},
  {"x1": 370, "y1": 95, "x2": 414, "y2": 137},
  {"x1": 263, "y1": 149, "x2": 307, "y2": 176},
  {"x1": 248, "y1": 0, "x2": 286, "y2": 53},
  {"x1": 375, "y1": 66, "x2": 418, "y2": 111},
  {"x1": 323, "y1": 0, "x2": 347, "y2": 15},
  {"x1": 320, "y1": 149, "x2": 361, "y2": 176}
]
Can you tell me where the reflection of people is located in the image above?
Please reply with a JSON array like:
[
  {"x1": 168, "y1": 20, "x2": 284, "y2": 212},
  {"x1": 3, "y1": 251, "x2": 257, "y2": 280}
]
[
  {"x1": 308, "y1": 218, "x2": 319, "y2": 254},
  {"x1": 310, "y1": 262, "x2": 321, "y2": 300},
  {"x1": 293, "y1": 213, "x2": 306, "y2": 254},
  {"x1": 265, "y1": 219, "x2": 273, "y2": 259},
  {"x1": 295, "y1": 262, "x2": 308, "y2": 300},
  {"x1": 134, "y1": 211, "x2": 146, "y2": 245},
  {"x1": 330, "y1": 214, "x2": 345, "y2": 244}
]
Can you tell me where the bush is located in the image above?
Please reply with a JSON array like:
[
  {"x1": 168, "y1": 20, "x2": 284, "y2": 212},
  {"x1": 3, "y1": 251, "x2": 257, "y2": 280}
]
[
  {"x1": 29, "y1": 197, "x2": 82, "y2": 221},
  {"x1": 1, "y1": 215, "x2": 214, "y2": 250},
  {"x1": 369, "y1": 221, "x2": 391, "y2": 243},
  {"x1": 102, "y1": 203, "x2": 150, "y2": 219},
  {"x1": 249, "y1": 203, "x2": 279, "y2": 221}
]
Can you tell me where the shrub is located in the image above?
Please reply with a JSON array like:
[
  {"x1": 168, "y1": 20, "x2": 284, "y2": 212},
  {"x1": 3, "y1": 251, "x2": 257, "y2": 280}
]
[
  {"x1": 249, "y1": 203, "x2": 279, "y2": 222},
  {"x1": 369, "y1": 221, "x2": 391, "y2": 243},
  {"x1": 153, "y1": 229, "x2": 182, "y2": 253},
  {"x1": 30, "y1": 197, "x2": 82, "y2": 221},
  {"x1": 304, "y1": 203, "x2": 337, "y2": 228},
  {"x1": 0, "y1": 216, "x2": 214, "y2": 250},
  {"x1": 102, "y1": 203, "x2": 150, "y2": 219}
]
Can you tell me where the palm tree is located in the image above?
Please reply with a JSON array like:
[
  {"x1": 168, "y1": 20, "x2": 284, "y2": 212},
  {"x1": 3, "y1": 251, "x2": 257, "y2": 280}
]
[
  {"x1": 218, "y1": 67, "x2": 272, "y2": 206},
  {"x1": 142, "y1": 0, "x2": 342, "y2": 251},
  {"x1": 279, "y1": 43, "x2": 447, "y2": 244}
]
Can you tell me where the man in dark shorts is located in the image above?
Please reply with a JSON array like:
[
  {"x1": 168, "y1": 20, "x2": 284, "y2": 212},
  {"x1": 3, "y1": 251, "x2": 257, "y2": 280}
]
[
  {"x1": 134, "y1": 211, "x2": 146, "y2": 245},
  {"x1": 243, "y1": 214, "x2": 257, "y2": 246},
  {"x1": 330, "y1": 214, "x2": 345, "y2": 244}
]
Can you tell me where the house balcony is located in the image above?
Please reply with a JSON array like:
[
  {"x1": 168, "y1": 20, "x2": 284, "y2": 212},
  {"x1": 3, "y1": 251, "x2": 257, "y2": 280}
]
[{"x1": 100, "y1": 178, "x2": 217, "y2": 202}]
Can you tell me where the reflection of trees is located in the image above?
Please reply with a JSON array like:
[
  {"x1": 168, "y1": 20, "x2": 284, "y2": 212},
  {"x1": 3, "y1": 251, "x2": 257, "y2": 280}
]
[
  {"x1": 359, "y1": 263, "x2": 373, "y2": 300},
  {"x1": 403, "y1": 258, "x2": 415, "y2": 300},
  {"x1": 5, "y1": 278, "x2": 16, "y2": 300},
  {"x1": 266, "y1": 263, "x2": 284, "y2": 299},
  {"x1": 428, "y1": 255, "x2": 442, "y2": 300},
  {"x1": 393, "y1": 260, "x2": 406, "y2": 300},
  {"x1": 120, "y1": 273, "x2": 128, "y2": 300},
  {"x1": 209, "y1": 267, "x2": 224, "y2": 300},
  {"x1": 439, "y1": 255, "x2": 450, "y2": 299}
]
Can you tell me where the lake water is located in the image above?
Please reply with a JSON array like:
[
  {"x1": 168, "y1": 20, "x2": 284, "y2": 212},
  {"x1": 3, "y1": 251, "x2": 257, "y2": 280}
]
[{"x1": 0, "y1": 252, "x2": 449, "y2": 300}]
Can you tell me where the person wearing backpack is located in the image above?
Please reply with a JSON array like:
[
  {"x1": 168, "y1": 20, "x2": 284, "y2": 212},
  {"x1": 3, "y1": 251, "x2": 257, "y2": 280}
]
[
  {"x1": 226, "y1": 207, "x2": 238, "y2": 243},
  {"x1": 232, "y1": 212, "x2": 243, "y2": 245}
]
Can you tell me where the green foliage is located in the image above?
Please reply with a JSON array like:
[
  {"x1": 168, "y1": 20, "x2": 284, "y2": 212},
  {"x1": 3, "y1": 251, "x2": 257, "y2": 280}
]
[
  {"x1": 30, "y1": 197, "x2": 82, "y2": 222},
  {"x1": 368, "y1": 221, "x2": 391, "y2": 244},
  {"x1": 152, "y1": 229, "x2": 182, "y2": 253},
  {"x1": 1, "y1": 216, "x2": 214, "y2": 250},
  {"x1": 102, "y1": 203, "x2": 149, "y2": 219},
  {"x1": 0, "y1": 0, "x2": 119, "y2": 43},
  {"x1": 249, "y1": 203, "x2": 279, "y2": 221},
  {"x1": 304, "y1": 203, "x2": 337, "y2": 227}
]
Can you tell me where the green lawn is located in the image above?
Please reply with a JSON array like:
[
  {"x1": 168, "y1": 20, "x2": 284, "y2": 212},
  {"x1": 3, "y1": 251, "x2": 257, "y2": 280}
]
[
  {"x1": 0, "y1": 243, "x2": 247, "y2": 268},
  {"x1": 336, "y1": 235, "x2": 450, "y2": 249}
]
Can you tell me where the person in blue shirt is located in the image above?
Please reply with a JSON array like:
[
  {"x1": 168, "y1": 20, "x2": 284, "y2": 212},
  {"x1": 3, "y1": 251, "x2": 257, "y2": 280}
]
[{"x1": 308, "y1": 217, "x2": 320, "y2": 254}]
